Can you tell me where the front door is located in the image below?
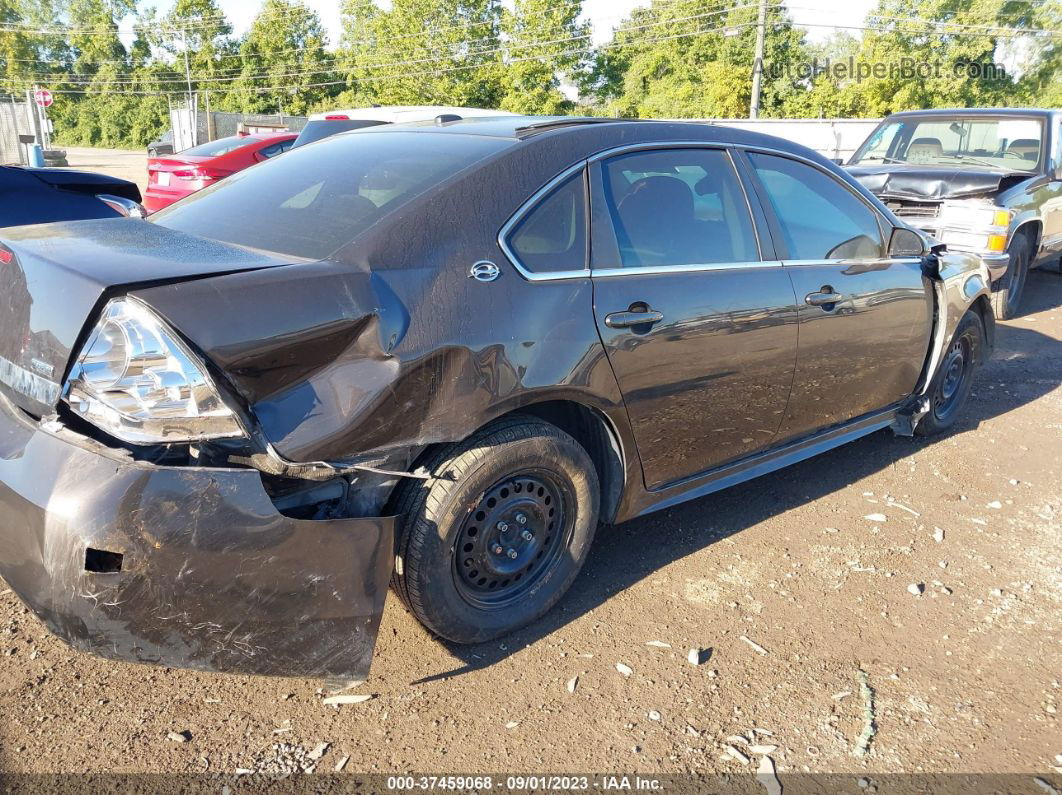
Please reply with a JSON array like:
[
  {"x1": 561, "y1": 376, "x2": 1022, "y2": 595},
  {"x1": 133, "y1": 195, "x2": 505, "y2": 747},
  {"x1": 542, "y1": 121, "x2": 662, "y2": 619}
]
[
  {"x1": 589, "y1": 147, "x2": 800, "y2": 491},
  {"x1": 742, "y1": 151, "x2": 933, "y2": 441}
]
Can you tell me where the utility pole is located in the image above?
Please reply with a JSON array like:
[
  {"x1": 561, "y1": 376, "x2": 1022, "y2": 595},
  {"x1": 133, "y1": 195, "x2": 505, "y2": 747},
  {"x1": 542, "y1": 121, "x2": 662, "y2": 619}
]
[
  {"x1": 180, "y1": 28, "x2": 196, "y2": 145},
  {"x1": 749, "y1": 0, "x2": 767, "y2": 119}
]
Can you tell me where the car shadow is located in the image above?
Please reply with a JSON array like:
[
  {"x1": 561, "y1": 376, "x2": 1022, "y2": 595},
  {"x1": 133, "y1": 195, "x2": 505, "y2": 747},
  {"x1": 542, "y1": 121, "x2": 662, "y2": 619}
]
[{"x1": 412, "y1": 271, "x2": 1062, "y2": 683}]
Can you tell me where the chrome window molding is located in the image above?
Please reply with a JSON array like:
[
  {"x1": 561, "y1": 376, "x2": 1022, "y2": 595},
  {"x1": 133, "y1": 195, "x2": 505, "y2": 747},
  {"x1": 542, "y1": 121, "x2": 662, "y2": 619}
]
[
  {"x1": 592, "y1": 261, "x2": 782, "y2": 278},
  {"x1": 782, "y1": 257, "x2": 924, "y2": 268},
  {"x1": 497, "y1": 160, "x2": 591, "y2": 282}
]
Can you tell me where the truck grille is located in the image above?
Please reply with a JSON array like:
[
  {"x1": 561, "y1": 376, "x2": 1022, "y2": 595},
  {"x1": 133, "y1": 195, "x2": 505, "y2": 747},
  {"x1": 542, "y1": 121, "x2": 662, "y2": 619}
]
[{"x1": 885, "y1": 200, "x2": 941, "y2": 221}]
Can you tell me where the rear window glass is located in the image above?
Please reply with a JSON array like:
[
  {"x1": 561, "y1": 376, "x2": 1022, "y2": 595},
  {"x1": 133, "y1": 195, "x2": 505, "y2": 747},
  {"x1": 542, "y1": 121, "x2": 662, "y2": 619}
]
[
  {"x1": 151, "y1": 132, "x2": 511, "y2": 260},
  {"x1": 178, "y1": 136, "x2": 260, "y2": 157},
  {"x1": 292, "y1": 119, "x2": 389, "y2": 148}
]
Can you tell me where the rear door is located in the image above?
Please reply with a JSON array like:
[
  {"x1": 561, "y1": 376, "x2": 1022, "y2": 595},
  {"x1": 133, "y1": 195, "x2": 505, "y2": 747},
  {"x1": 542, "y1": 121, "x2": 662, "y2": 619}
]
[
  {"x1": 740, "y1": 150, "x2": 932, "y2": 441},
  {"x1": 587, "y1": 146, "x2": 799, "y2": 491}
]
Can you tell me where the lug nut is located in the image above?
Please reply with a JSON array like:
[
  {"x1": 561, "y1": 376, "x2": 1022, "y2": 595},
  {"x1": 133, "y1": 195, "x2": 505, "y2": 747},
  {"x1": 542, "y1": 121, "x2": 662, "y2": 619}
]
[
  {"x1": 496, "y1": 521, "x2": 509, "y2": 533},
  {"x1": 492, "y1": 544, "x2": 504, "y2": 555},
  {"x1": 521, "y1": 530, "x2": 533, "y2": 541},
  {"x1": 515, "y1": 513, "x2": 528, "y2": 525},
  {"x1": 507, "y1": 548, "x2": 518, "y2": 560}
]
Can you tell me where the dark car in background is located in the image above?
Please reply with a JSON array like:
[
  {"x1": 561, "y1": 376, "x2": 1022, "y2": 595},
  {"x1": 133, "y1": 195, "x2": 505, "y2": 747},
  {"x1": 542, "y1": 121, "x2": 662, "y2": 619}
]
[
  {"x1": 0, "y1": 117, "x2": 994, "y2": 683},
  {"x1": 0, "y1": 165, "x2": 143, "y2": 228},
  {"x1": 144, "y1": 131, "x2": 296, "y2": 212},
  {"x1": 847, "y1": 108, "x2": 1062, "y2": 319}
]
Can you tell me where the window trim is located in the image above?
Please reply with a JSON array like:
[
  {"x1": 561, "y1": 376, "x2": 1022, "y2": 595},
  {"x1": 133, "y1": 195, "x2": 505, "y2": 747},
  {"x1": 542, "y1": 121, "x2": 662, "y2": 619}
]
[
  {"x1": 738, "y1": 145, "x2": 893, "y2": 263},
  {"x1": 497, "y1": 161, "x2": 591, "y2": 282},
  {"x1": 587, "y1": 142, "x2": 773, "y2": 277}
]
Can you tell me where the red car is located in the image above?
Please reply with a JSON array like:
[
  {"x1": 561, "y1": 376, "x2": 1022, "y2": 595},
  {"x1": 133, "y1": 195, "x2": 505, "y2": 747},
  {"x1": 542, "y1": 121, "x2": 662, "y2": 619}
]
[{"x1": 144, "y1": 132, "x2": 296, "y2": 212}]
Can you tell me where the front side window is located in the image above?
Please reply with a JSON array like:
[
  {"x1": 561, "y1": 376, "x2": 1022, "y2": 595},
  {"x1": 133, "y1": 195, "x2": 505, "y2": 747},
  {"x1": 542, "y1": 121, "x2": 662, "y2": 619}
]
[
  {"x1": 596, "y1": 148, "x2": 759, "y2": 268},
  {"x1": 749, "y1": 153, "x2": 883, "y2": 260},
  {"x1": 851, "y1": 117, "x2": 1044, "y2": 172},
  {"x1": 506, "y1": 172, "x2": 587, "y2": 274}
]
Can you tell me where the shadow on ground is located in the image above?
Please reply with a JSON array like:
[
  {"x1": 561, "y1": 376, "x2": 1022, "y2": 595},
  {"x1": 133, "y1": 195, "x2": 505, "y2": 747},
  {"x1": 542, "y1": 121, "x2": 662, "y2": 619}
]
[{"x1": 418, "y1": 268, "x2": 1062, "y2": 682}]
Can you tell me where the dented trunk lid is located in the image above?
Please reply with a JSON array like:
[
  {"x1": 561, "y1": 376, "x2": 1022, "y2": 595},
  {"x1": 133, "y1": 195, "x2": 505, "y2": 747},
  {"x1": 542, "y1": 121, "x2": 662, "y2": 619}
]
[{"x1": 0, "y1": 218, "x2": 296, "y2": 417}]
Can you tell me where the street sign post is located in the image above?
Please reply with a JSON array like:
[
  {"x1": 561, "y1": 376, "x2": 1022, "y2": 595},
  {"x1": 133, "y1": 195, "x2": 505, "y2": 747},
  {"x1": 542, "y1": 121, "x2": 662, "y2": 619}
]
[{"x1": 33, "y1": 89, "x2": 53, "y2": 108}]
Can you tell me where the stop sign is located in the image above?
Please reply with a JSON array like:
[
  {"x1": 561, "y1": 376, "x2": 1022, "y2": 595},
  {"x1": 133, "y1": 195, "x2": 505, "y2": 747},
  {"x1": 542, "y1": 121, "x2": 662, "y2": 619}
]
[{"x1": 33, "y1": 89, "x2": 53, "y2": 108}]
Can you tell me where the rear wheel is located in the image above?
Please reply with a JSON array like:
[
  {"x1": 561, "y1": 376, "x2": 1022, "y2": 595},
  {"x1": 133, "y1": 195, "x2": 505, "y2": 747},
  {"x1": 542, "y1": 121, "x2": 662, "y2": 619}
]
[
  {"x1": 991, "y1": 232, "x2": 1031, "y2": 320},
  {"x1": 915, "y1": 310, "x2": 984, "y2": 436},
  {"x1": 392, "y1": 416, "x2": 599, "y2": 644}
]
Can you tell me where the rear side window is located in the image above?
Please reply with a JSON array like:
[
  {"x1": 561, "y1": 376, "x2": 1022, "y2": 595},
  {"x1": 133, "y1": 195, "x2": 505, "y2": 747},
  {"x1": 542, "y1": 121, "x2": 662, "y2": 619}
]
[
  {"x1": 152, "y1": 132, "x2": 511, "y2": 260},
  {"x1": 259, "y1": 140, "x2": 292, "y2": 159},
  {"x1": 596, "y1": 148, "x2": 758, "y2": 267},
  {"x1": 178, "y1": 136, "x2": 257, "y2": 157},
  {"x1": 748, "y1": 153, "x2": 883, "y2": 260},
  {"x1": 506, "y1": 172, "x2": 586, "y2": 274}
]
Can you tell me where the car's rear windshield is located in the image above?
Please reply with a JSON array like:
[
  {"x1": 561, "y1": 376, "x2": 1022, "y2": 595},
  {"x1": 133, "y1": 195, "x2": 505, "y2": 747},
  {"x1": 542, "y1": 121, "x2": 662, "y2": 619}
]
[
  {"x1": 292, "y1": 119, "x2": 388, "y2": 148},
  {"x1": 851, "y1": 117, "x2": 1044, "y2": 171},
  {"x1": 177, "y1": 135, "x2": 263, "y2": 157},
  {"x1": 151, "y1": 131, "x2": 512, "y2": 260}
]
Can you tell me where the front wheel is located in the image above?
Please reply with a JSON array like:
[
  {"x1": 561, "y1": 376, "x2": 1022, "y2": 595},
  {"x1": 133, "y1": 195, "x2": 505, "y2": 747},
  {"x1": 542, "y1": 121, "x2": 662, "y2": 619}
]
[
  {"x1": 391, "y1": 416, "x2": 599, "y2": 644},
  {"x1": 991, "y1": 233, "x2": 1031, "y2": 320},
  {"x1": 915, "y1": 310, "x2": 985, "y2": 436}
]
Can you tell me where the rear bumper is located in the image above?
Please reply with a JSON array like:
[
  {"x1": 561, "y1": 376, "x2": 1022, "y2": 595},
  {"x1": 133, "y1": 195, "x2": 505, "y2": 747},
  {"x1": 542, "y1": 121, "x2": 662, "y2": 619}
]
[
  {"x1": 0, "y1": 395, "x2": 395, "y2": 681},
  {"x1": 143, "y1": 188, "x2": 190, "y2": 212}
]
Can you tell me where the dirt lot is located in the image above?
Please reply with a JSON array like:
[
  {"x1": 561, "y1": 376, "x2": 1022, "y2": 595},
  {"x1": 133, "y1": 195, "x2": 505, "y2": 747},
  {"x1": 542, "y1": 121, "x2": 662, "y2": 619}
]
[
  {"x1": 65, "y1": 146, "x2": 149, "y2": 195},
  {"x1": 0, "y1": 150, "x2": 1060, "y2": 785}
]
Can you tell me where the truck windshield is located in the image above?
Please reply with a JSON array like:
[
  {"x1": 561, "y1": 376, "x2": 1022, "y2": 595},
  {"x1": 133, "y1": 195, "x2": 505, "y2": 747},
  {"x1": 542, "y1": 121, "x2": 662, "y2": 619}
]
[
  {"x1": 851, "y1": 117, "x2": 1043, "y2": 172},
  {"x1": 151, "y1": 131, "x2": 512, "y2": 260}
]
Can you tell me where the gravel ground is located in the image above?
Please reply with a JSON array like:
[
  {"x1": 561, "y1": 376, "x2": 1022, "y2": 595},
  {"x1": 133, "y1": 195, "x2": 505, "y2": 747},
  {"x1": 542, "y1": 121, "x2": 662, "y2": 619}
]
[
  {"x1": 0, "y1": 260, "x2": 1060, "y2": 784},
  {"x1": 64, "y1": 146, "x2": 148, "y2": 195}
]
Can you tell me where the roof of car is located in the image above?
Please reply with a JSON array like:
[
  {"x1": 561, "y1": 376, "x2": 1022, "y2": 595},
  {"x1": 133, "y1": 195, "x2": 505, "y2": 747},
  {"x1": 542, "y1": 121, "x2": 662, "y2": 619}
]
[
  {"x1": 884, "y1": 107, "x2": 1059, "y2": 119},
  {"x1": 306, "y1": 106, "x2": 520, "y2": 122}
]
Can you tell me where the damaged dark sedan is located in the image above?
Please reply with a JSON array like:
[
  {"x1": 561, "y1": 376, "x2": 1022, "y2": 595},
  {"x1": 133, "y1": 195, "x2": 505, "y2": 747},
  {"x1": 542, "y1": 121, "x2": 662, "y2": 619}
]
[{"x1": 0, "y1": 116, "x2": 995, "y2": 683}]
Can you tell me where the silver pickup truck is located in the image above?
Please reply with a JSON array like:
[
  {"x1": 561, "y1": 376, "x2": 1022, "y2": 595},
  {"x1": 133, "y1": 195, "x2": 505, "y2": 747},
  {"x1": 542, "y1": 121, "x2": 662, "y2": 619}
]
[{"x1": 846, "y1": 108, "x2": 1062, "y2": 319}]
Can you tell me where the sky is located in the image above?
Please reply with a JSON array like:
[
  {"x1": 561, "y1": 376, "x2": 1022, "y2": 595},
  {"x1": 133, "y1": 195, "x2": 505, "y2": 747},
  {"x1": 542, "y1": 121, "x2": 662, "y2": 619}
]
[{"x1": 207, "y1": 0, "x2": 881, "y2": 47}]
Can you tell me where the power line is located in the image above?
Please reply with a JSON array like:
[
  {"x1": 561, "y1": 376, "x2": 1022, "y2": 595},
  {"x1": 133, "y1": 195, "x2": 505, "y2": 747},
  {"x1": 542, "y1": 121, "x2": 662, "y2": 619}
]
[
  {"x1": 7, "y1": 2, "x2": 775, "y2": 86},
  {"x1": 0, "y1": 20, "x2": 762, "y2": 96}
]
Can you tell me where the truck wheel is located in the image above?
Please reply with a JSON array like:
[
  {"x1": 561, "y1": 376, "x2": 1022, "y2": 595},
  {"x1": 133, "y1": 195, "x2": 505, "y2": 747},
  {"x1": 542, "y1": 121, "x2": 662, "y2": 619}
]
[
  {"x1": 991, "y1": 232, "x2": 1030, "y2": 320},
  {"x1": 392, "y1": 416, "x2": 599, "y2": 644},
  {"x1": 915, "y1": 310, "x2": 984, "y2": 437}
]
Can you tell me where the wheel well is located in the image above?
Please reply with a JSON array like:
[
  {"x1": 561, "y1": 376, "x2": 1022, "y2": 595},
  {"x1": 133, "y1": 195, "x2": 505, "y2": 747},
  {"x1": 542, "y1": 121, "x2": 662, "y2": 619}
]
[
  {"x1": 971, "y1": 293, "x2": 995, "y2": 358},
  {"x1": 517, "y1": 401, "x2": 626, "y2": 524},
  {"x1": 1014, "y1": 220, "x2": 1041, "y2": 253},
  {"x1": 400, "y1": 402, "x2": 627, "y2": 525}
]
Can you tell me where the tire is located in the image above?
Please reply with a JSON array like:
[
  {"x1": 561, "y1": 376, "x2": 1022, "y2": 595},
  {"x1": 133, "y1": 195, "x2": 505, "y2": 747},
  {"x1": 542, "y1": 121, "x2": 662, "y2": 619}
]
[
  {"x1": 392, "y1": 416, "x2": 600, "y2": 644},
  {"x1": 915, "y1": 310, "x2": 985, "y2": 436},
  {"x1": 991, "y1": 232, "x2": 1031, "y2": 320}
]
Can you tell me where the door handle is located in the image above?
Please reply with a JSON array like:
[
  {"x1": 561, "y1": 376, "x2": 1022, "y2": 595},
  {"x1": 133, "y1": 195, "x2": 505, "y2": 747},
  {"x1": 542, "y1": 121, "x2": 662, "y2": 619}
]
[
  {"x1": 604, "y1": 309, "x2": 664, "y2": 328},
  {"x1": 805, "y1": 290, "x2": 845, "y2": 307}
]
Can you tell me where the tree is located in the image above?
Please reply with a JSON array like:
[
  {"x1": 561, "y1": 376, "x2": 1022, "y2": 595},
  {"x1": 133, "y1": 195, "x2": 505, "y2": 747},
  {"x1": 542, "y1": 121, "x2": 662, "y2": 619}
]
[
  {"x1": 497, "y1": 0, "x2": 590, "y2": 115},
  {"x1": 588, "y1": 0, "x2": 811, "y2": 119},
  {"x1": 224, "y1": 0, "x2": 334, "y2": 115},
  {"x1": 335, "y1": 0, "x2": 503, "y2": 108}
]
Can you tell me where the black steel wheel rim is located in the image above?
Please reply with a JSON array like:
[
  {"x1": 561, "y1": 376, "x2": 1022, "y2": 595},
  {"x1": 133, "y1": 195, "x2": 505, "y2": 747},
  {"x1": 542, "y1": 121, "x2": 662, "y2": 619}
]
[
  {"x1": 451, "y1": 469, "x2": 572, "y2": 610},
  {"x1": 933, "y1": 335, "x2": 971, "y2": 421}
]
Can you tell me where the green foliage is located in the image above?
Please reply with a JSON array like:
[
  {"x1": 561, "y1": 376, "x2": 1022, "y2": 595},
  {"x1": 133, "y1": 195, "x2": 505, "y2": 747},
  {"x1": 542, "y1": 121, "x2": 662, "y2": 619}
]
[
  {"x1": 335, "y1": 0, "x2": 504, "y2": 109},
  {"x1": 222, "y1": 0, "x2": 333, "y2": 115},
  {"x1": 0, "y1": 0, "x2": 1059, "y2": 150}
]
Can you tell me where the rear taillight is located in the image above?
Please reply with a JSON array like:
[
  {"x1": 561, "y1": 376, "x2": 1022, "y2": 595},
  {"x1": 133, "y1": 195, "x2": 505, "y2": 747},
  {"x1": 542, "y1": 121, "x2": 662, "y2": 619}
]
[
  {"x1": 0, "y1": 247, "x2": 13, "y2": 264},
  {"x1": 172, "y1": 167, "x2": 233, "y2": 181}
]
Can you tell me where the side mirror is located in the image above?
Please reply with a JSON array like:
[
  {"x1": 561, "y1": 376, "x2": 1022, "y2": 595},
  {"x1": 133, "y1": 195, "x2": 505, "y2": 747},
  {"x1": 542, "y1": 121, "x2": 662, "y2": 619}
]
[{"x1": 888, "y1": 227, "x2": 927, "y2": 258}]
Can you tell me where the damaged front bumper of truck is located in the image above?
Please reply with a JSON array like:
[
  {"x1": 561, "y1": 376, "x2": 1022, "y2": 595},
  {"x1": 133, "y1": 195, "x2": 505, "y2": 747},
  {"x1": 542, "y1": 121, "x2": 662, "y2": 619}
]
[{"x1": 0, "y1": 392, "x2": 396, "y2": 683}]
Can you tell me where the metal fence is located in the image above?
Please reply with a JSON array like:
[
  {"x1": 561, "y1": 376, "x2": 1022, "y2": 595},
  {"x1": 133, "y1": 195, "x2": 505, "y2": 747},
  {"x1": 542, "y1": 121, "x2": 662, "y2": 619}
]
[
  {"x1": 702, "y1": 118, "x2": 883, "y2": 161},
  {"x1": 0, "y1": 96, "x2": 34, "y2": 165}
]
